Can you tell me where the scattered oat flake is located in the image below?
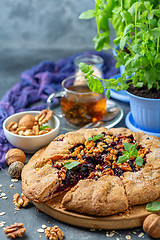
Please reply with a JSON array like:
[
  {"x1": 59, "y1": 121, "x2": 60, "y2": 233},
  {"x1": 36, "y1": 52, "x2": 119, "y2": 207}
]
[
  {"x1": 10, "y1": 184, "x2": 13, "y2": 189},
  {"x1": 42, "y1": 225, "x2": 47, "y2": 229},
  {"x1": 0, "y1": 212, "x2": 5, "y2": 216},
  {"x1": 0, "y1": 221, "x2": 6, "y2": 227},
  {"x1": 0, "y1": 184, "x2": 2, "y2": 187},
  {"x1": 11, "y1": 179, "x2": 18, "y2": 182},
  {"x1": 2, "y1": 196, "x2": 8, "y2": 200},
  {"x1": 126, "y1": 235, "x2": 131, "y2": 239},
  {"x1": 133, "y1": 231, "x2": 137, "y2": 234},
  {"x1": 138, "y1": 232, "x2": 144, "y2": 238},
  {"x1": 37, "y1": 228, "x2": 44, "y2": 233},
  {"x1": 116, "y1": 238, "x2": 120, "y2": 240},
  {"x1": 0, "y1": 193, "x2": 6, "y2": 197},
  {"x1": 106, "y1": 231, "x2": 115, "y2": 237}
]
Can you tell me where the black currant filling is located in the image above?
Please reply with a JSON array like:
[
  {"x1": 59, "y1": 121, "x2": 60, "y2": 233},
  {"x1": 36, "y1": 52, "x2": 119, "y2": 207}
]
[{"x1": 52, "y1": 133, "x2": 150, "y2": 195}]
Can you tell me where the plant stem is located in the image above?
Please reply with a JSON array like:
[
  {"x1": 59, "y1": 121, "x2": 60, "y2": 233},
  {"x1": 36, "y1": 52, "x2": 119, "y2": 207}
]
[
  {"x1": 121, "y1": 0, "x2": 123, "y2": 12},
  {"x1": 135, "y1": 2, "x2": 137, "y2": 44},
  {"x1": 157, "y1": 37, "x2": 159, "y2": 53},
  {"x1": 104, "y1": 43, "x2": 118, "y2": 52}
]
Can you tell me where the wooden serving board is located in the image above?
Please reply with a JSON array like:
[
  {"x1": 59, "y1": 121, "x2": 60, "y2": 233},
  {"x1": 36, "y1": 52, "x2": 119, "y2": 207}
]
[{"x1": 33, "y1": 194, "x2": 160, "y2": 230}]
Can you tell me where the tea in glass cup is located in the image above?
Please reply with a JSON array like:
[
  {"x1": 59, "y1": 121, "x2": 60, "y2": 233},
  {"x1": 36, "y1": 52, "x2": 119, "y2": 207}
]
[{"x1": 47, "y1": 75, "x2": 106, "y2": 127}]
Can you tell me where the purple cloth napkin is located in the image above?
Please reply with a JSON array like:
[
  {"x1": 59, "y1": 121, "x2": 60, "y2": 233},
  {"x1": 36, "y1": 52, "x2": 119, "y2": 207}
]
[{"x1": 0, "y1": 51, "x2": 119, "y2": 169}]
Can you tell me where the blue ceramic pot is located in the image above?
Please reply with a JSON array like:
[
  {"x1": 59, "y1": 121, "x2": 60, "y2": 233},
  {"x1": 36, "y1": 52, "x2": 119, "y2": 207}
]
[{"x1": 127, "y1": 91, "x2": 160, "y2": 132}]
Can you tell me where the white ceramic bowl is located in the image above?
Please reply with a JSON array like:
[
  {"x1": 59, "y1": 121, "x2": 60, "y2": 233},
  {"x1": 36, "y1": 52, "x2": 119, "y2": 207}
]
[{"x1": 3, "y1": 111, "x2": 60, "y2": 153}]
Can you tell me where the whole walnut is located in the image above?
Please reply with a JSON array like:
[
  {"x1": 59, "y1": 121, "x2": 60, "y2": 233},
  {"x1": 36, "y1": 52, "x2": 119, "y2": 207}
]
[
  {"x1": 143, "y1": 213, "x2": 160, "y2": 238},
  {"x1": 8, "y1": 161, "x2": 24, "y2": 179},
  {"x1": 5, "y1": 148, "x2": 26, "y2": 166},
  {"x1": 18, "y1": 114, "x2": 35, "y2": 129}
]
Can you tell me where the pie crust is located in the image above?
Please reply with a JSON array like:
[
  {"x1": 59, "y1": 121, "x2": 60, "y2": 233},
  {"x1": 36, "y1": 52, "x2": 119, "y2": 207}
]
[{"x1": 22, "y1": 127, "x2": 160, "y2": 216}]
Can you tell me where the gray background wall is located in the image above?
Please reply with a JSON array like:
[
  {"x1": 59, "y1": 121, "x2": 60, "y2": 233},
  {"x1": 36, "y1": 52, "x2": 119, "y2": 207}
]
[
  {"x1": 0, "y1": 0, "x2": 97, "y2": 51},
  {"x1": 0, "y1": 0, "x2": 115, "y2": 98}
]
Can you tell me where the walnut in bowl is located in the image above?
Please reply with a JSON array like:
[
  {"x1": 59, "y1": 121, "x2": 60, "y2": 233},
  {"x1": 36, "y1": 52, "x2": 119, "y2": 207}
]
[{"x1": 3, "y1": 111, "x2": 60, "y2": 153}]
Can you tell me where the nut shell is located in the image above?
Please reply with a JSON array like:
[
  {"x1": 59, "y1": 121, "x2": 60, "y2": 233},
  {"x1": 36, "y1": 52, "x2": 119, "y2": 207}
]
[
  {"x1": 8, "y1": 161, "x2": 24, "y2": 179},
  {"x1": 18, "y1": 114, "x2": 35, "y2": 129},
  {"x1": 143, "y1": 214, "x2": 160, "y2": 238},
  {"x1": 5, "y1": 148, "x2": 26, "y2": 166}
]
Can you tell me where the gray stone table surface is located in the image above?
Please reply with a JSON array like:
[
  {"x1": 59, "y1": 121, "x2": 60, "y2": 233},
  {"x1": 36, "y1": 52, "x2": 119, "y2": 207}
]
[{"x1": 0, "y1": 49, "x2": 154, "y2": 240}]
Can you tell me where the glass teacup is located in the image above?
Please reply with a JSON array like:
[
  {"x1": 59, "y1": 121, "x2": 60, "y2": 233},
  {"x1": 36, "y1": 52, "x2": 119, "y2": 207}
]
[{"x1": 47, "y1": 75, "x2": 106, "y2": 127}]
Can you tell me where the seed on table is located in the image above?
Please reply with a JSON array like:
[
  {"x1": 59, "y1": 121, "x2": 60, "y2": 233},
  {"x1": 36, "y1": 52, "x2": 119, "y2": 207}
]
[
  {"x1": 42, "y1": 225, "x2": 47, "y2": 229},
  {"x1": 37, "y1": 228, "x2": 45, "y2": 233},
  {"x1": 0, "y1": 212, "x2": 6, "y2": 216}
]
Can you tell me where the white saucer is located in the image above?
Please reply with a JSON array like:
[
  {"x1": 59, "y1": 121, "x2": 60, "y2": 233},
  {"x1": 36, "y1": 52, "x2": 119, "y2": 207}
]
[{"x1": 125, "y1": 112, "x2": 160, "y2": 137}]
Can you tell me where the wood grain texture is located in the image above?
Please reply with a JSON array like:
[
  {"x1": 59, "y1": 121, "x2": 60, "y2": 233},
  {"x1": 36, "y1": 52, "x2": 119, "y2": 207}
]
[{"x1": 33, "y1": 195, "x2": 160, "y2": 230}]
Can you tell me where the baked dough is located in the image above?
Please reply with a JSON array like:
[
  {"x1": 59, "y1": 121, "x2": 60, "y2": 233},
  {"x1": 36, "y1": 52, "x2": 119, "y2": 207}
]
[{"x1": 22, "y1": 127, "x2": 160, "y2": 216}]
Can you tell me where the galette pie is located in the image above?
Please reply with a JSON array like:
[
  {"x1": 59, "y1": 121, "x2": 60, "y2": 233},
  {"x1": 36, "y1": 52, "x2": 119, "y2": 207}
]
[{"x1": 22, "y1": 127, "x2": 160, "y2": 216}]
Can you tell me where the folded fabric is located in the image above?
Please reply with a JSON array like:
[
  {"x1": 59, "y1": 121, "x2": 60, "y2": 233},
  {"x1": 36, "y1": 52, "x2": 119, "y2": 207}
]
[{"x1": 0, "y1": 51, "x2": 119, "y2": 169}]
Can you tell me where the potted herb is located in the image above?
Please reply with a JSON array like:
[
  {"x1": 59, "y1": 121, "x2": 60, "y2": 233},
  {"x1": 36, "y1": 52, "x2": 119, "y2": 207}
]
[{"x1": 79, "y1": 0, "x2": 160, "y2": 134}]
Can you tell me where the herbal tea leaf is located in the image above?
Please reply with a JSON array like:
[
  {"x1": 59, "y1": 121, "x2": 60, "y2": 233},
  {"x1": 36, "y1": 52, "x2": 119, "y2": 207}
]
[
  {"x1": 123, "y1": 142, "x2": 132, "y2": 152},
  {"x1": 79, "y1": 10, "x2": 96, "y2": 19},
  {"x1": 135, "y1": 156, "x2": 143, "y2": 166},
  {"x1": 40, "y1": 125, "x2": 50, "y2": 130},
  {"x1": 117, "y1": 154, "x2": 129, "y2": 164},
  {"x1": 64, "y1": 161, "x2": 81, "y2": 170},
  {"x1": 146, "y1": 201, "x2": 160, "y2": 212},
  {"x1": 88, "y1": 134, "x2": 104, "y2": 142}
]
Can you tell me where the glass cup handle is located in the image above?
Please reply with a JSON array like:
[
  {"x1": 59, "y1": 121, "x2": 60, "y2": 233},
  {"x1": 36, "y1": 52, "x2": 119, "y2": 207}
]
[{"x1": 47, "y1": 91, "x2": 65, "y2": 110}]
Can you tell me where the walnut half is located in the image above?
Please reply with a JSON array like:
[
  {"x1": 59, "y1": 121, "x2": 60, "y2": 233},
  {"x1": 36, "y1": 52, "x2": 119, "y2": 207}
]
[
  {"x1": 4, "y1": 223, "x2": 26, "y2": 239},
  {"x1": 13, "y1": 193, "x2": 29, "y2": 208},
  {"x1": 45, "y1": 225, "x2": 64, "y2": 240}
]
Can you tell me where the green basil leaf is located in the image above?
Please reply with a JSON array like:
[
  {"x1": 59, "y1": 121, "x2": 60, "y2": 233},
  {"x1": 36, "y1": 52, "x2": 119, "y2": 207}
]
[
  {"x1": 40, "y1": 125, "x2": 50, "y2": 130},
  {"x1": 79, "y1": 10, "x2": 96, "y2": 19},
  {"x1": 129, "y1": 143, "x2": 138, "y2": 157},
  {"x1": 151, "y1": 28, "x2": 160, "y2": 38},
  {"x1": 106, "y1": 89, "x2": 110, "y2": 99},
  {"x1": 123, "y1": 142, "x2": 132, "y2": 152},
  {"x1": 92, "y1": 134, "x2": 104, "y2": 141},
  {"x1": 128, "y1": 2, "x2": 141, "y2": 16},
  {"x1": 152, "y1": 9, "x2": 160, "y2": 18},
  {"x1": 117, "y1": 154, "x2": 129, "y2": 164},
  {"x1": 87, "y1": 76, "x2": 103, "y2": 94},
  {"x1": 79, "y1": 62, "x2": 92, "y2": 73},
  {"x1": 146, "y1": 201, "x2": 160, "y2": 212},
  {"x1": 99, "y1": 15, "x2": 109, "y2": 32},
  {"x1": 120, "y1": 36, "x2": 128, "y2": 50},
  {"x1": 87, "y1": 137, "x2": 93, "y2": 141},
  {"x1": 112, "y1": 6, "x2": 121, "y2": 14},
  {"x1": 123, "y1": 24, "x2": 134, "y2": 36},
  {"x1": 135, "y1": 156, "x2": 143, "y2": 166},
  {"x1": 93, "y1": 34, "x2": 107, "y2": 51},
  {"x1": 144, "y1": 1, "x2": 151, "y2": 10},
  {"x1": 88, "y1": 134, "x2": 104, "y2": 142},
  {"x1": 64, "y1": 161, "x2": 81, "y2": 170}
]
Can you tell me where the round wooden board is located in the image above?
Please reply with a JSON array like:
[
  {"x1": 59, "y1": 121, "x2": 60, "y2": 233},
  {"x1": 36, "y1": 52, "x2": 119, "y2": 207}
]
[{"x1": 33, "y1": 195, "x2": 160, "y2": 230}]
